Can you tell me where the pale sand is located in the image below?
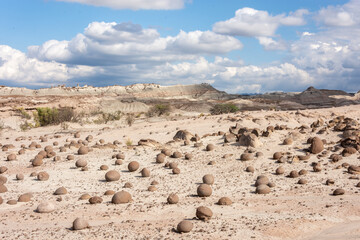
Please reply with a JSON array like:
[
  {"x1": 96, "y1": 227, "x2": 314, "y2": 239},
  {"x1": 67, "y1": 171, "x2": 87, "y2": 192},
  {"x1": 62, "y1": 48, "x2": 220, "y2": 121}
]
[{"x1": 0, "y1": 105, "x2": 359, "y2": 240}]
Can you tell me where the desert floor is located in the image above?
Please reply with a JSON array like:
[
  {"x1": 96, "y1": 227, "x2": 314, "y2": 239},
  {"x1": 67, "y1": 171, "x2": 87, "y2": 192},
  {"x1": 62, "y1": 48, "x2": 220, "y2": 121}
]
[{"x1": 0, "y1": 105, "x2": 359, "y2": 240}]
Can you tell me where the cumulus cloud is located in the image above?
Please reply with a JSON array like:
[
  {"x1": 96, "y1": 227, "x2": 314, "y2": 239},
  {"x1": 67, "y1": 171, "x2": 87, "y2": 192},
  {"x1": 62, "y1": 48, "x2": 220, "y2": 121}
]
[
  {"x1": 0, "y1": 45, "x2": 94, "y2": 86},
  {"x1": 137, "y1": 57, "x2": 312, "y2": 93},
  {"x1": 56, "y1": 0, "x2": 186, "y2": 10},
  {"x1": 289, "y1": 26, "x2": 360, "y2": 91},
  {"x1": 28, "y1": 21, "x2": 243, "y2": 66},
  {"x1": 315, "y1": 0, "x2": 360, "y2": 27},
  {"x1": 213, "y1": 8, "x2": 308, "y2": 37},
  {"x1": 257, "y1": 37, "x2": 287, "y2": 51}
]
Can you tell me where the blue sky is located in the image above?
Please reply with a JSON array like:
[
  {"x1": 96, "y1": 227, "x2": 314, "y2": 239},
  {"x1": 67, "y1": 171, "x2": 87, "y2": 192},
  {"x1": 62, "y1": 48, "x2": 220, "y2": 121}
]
[{"x1": 0, "y1": 0, "x2": 359, "y2": 93}]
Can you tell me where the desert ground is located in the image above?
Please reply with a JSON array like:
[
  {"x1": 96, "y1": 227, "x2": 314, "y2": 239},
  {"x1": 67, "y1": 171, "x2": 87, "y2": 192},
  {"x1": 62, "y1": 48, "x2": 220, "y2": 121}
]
[{"x1": 0, "y1": 103, "x2": 360, "y2": 240}]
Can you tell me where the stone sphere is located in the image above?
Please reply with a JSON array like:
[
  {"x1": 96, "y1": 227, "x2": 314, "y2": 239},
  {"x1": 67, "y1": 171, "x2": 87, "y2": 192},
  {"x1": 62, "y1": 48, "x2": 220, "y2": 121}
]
[
  {"x1": 89, "y1": 196, "x2": 103, "y2": 204},
  {"x1": 128, "y1": 161, "x2": 139, "y2": 172},
  {"x1": 167, "y1": 193, "x2": 179, "y2": 204},
  {"x1": 116, "y1": 153, "x2": 125, "y2": 159},
  {"x1": 202, "y1": 174, "x2": 214, "y2": 185},
  {"x1": 196, "y1": 206, "x2": 213, "y2": 221},
  {"x1": 54, "y1": 187, "x2": 67, "y2": 195},
  {"x1": 172, "y1": 167, "x2": 181, "y2": 174},
  {"x1": 100, "y1": 165, "x2": 109, "y2": 170},
  {"x1": 75, "y1": 159, "x2": 87, "y2": 168},
  {"x1": 18, "y1": 193, "x2": 32, "y2": 202},
  {"x1": 37, "y1": 171, "x2": 49, "y2": 181},
  {"x1": 273, "y1": 152, "x2": 283, "y2": 160},
  {"x1": 72, "y1": 218, "x2": 89, "y2": 230},
  {"x1": 16, "y1": 173, "x2": 24, "y2": 180},
  {"x1": 0, "y1": 175, "x2": 7, "y2": 185},
  {"x1": 7, "y1": 154, "x2": 17, "y2": 161},
  {"x1": 310, "y1": 137, "x2": 324, "y2": 154},
  {"x1": 177, "y1": 220, "x2": 193, "y2": 233},
  {"x1": 246, "y1": 166, "x2": 255, "y2": 173},
  {"x1": 197, "y1": 184, "x2": 212, "y2": 197},
  {"x1": 206, "y1": 144, "x2": 215, "y2": 151},
  {"x1": 156, "y1": 153, "x2": 166, "y2": 163},
  {"x1": 0, "y1": 166, "x2": 8, "y2": 174},
  {"x1": 185, "y1": 153, "x2": 193, "y2": 160},
  {"x1": 172, "y1": 151, "x2": 182, "y2": 158},
  {"x1": 161, "y1": 149, "x2": 172, "y2": 156},
  {"x1": 333, "y1": 188, "x2": 345, "y2": 196},
  {"x1": 240, "y1": 153, "x2": 254, "y2": 161},
  {"x1": 275, "y1": 166, "x2": 285, "y2": 175},
  {"x1": 104, "y1": 190, "x2": 115, "y2": 196},
  {"x1": 283, "y1": 138, "x2": 293, "y2": 145},
  {"x1": 112, "y1": 191, "x2": 132, "y2": 204},
  {"x1": 105, "y1": 170, "x2": 120, "y2": 182},
  {"x1": 141, "y1": 168, "x2": 150, "y2": 177},
  {"x1": 217, "y1": 197, "x2": 232, "y2": 205},
  {"x1": 78, "y1": 146, "x2": 88, "y2": 155},
  {"x1": 288, "y1": 170, "x2": 299, "y2": 178},
  {"x1": 298, "y1": 179, "x2": 307, "y2": 185},
  {"x1": 0, "y1": 185, "x2": 6, "y2": 193},
  {"x1": 79, "y1": 194, "x2": 91, "y2": 200},
  {"x1": 32, "y1": 157, "x2": 43, "y2": 167},
  {"x1": 255, "y1": 176, "x2": 269, "y2": 186},
  {"x1": 256, "y1": 184, "x2": 271, "y2": 194},
  {"x1": 115, "y1": 159, "x2": 123, "y2": 165},
  {"x1": 36, "y1": 202, "x2": 55, "y2": 213}
]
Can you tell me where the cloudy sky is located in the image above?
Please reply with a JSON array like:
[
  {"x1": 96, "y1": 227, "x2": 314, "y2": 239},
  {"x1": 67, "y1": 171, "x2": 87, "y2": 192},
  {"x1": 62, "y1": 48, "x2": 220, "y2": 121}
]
[{"x1": 0, "y1": 0, "x2": 359, "y2": 93}]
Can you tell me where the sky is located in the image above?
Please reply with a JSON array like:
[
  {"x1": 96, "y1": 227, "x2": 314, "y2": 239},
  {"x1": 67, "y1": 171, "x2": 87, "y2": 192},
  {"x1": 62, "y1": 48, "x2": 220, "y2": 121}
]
[{"x1": 0, "y1": 0, "x2": 359, "y2": 93}]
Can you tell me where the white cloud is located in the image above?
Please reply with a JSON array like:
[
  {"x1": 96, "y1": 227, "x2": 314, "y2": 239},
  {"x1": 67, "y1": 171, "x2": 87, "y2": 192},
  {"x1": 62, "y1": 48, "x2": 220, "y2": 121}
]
[
  {"x1": 0, "y1": 45, "x2": 94, "y2": 85},
  {"x1": 289, "y1": 26, "x2": 360, "y2": 90},
  {"x1": 138, "y1": 57, "x2": 312, "y2": 93},
  {"x1": 315, "y1": 0, "x2": 360, "y2": 27},
  {"x1": 257, "y1": 37, "x2": 287, "y2": 51},
  {"x1": 28, "y1": 21, "x2": 242, "y2": 66},
  {"x1": 213, "y1": 8, "x2": 308, "y2": 37},
  {"x1": 56, "y1": 0, "x2": 186, "y2": 10}
]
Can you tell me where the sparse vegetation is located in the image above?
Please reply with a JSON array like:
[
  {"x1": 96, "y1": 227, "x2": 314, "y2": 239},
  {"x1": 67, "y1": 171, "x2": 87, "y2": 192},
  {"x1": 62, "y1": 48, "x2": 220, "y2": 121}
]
[
  {"x1": 60, "y1": 122, "x2": 70, "y2": 130},
  {"x1": 126, "y1": 114, "x2": 135, "y2": 126},
  {"x1": 33, "y1": 107, "x2": 77, "y2": 126},
  {"x1": 125, "y1": 138, "x2": 133, "y2": 146},
  {"x1": 93, "y1": 111, "x2": 122, "y2": 124},
  {"x1": 210, "y1": 103, "x2": 239, "y2": 115},
  {"x1": 16, "y1": 107, "x2": 31, "y2": 119},
  {"x1": 20, "y1": 121, "x2": 34, "y2": 131},
  {"x1": 146, "y1": 104, "x2": 171, "y2": 117}
]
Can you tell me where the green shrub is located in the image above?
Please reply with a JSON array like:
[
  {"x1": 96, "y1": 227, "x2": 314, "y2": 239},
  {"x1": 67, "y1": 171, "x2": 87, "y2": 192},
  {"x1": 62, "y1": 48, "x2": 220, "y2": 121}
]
[
  {"x1": 125, "y1": 138, "x2": 133, "y2": 146},
  {"x1": 210, "y1": 103, "x2": 239, "y2": 115},
  {"x1": 93, "y1": 111, "x2": 122, "y2": 124},
  {"x1": 146, "y1": 104, "x2": 171, "y2": 117},
  {"x1": 34, "y1": 107, "x2": 76, "y2": 126},
  {"x1": 16, "y1": 107, "x2": 31, "y2": 119},
  {"x1": 20, "y1": 121, "x2": 34, "y2": 131}
]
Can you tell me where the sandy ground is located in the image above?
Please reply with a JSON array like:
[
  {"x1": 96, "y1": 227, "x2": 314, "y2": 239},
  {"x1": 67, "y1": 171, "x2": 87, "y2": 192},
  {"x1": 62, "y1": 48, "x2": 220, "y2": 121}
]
[{"x1": 0, "y1": 106, "x2": 360, "y2": 240}]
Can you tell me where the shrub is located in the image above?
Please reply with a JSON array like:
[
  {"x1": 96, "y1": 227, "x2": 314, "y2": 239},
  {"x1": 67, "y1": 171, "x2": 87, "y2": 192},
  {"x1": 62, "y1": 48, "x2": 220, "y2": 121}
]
[
  {"x1": 126, "y1": 114, "x2": 135, "y2": 126},
  {"x1": 125, "y1": 138, "x2": 133, "y2": 146},
  {"x1": 16, "y1": 108, "x2": 31, "y2": 119},
  {"x1": 146, "y1": 104, "x2": 171, "y2": 117},
  {"x1": 210, "y1": 104, "x2": 239, "y2": 115},
  {"x1": 20, "y1": 121, "x2": 34, "y2": 131},
  {"x1": 34, "y1": 107, "x2": 76, "y2": 126},
  {"x1": 93, "y1": 111, "x2": 122, "y2": 124}
]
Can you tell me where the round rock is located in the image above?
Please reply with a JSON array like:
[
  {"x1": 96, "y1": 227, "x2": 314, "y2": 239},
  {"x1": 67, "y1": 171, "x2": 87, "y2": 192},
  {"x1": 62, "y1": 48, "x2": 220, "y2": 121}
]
[
  {"x1": 197, "y1": 184, "x2": 212, "y2": 197},
  {"x1": 105, "y1": 170, "x2": 120, "y2": 182},
  {"x1": 196, "y1": 206, "x2": 213, "y2": 221}
]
